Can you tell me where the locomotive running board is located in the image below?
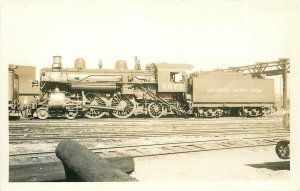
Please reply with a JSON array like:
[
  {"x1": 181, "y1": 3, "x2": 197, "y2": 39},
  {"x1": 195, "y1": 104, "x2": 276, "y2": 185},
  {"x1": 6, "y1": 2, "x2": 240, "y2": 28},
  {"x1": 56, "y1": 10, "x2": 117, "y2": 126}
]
[{"x1": 82, "y1": 105, "x2": 118, "y2": 110}]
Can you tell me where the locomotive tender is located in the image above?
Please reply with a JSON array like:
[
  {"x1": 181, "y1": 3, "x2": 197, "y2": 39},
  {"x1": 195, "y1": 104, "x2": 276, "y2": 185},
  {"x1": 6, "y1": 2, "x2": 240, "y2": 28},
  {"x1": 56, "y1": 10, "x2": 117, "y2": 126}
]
[
  {"x1": 8, "y1": 66, "x2": 21, "y2": 119},
  {"x1": 26, "y1": 56, "x2": 275, "y2": 119}
]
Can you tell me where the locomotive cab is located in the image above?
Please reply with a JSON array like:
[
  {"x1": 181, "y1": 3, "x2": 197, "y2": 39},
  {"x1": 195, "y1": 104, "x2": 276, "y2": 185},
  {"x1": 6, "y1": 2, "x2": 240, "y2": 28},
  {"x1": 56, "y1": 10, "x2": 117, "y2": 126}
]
[
  {"x1": 142, "y1": 63, "x2": 194, "y2": 117},
  {"x1": 153, "y1": 63, "x2": 194, "y2": 93}
]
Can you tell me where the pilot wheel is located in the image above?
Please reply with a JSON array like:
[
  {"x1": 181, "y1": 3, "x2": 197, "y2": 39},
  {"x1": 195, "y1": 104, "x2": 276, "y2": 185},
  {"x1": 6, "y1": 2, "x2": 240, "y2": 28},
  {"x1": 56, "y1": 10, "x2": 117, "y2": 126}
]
[{"x1": 36, "y1": 107, "x2": 49, "y2": 120}]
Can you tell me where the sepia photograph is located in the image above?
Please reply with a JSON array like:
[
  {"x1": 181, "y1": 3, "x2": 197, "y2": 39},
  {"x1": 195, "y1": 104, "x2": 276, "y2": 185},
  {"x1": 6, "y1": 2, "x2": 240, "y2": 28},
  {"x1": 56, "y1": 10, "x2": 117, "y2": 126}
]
[{"x1": 1, "y1": 0, "x2": 300, "y2": 190}]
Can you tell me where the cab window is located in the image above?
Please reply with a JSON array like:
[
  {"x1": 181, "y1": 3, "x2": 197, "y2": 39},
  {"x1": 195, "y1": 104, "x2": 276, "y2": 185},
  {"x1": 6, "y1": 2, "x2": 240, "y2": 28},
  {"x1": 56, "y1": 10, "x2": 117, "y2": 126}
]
[{"x1": 170, "y1": 72, "x2": 183, "y2": 82}]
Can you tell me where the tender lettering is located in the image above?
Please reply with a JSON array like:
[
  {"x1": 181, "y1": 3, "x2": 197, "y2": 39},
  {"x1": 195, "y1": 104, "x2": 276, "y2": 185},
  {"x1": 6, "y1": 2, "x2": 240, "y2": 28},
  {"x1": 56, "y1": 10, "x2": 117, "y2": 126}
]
[
  {"x1": 160, "y1": 83, "x2": 183, "y2": 90},
  {"x1": 207, "y1": 88, "x2": 262, "y2": 93}
]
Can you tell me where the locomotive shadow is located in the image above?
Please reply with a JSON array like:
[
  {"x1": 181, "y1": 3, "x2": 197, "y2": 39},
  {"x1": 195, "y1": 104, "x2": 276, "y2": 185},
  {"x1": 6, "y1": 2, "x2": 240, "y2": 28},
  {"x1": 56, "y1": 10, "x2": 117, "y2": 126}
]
[{"x1": 246, "y1": 161, "x2": 290, "y2": 171}]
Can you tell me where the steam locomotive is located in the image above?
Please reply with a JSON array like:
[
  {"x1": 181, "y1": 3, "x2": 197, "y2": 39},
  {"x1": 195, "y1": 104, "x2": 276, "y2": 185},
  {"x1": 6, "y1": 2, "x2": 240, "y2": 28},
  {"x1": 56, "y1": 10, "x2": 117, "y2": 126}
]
[{"x1": 12, "y1": 56, "x2": 276, "y2": 119}]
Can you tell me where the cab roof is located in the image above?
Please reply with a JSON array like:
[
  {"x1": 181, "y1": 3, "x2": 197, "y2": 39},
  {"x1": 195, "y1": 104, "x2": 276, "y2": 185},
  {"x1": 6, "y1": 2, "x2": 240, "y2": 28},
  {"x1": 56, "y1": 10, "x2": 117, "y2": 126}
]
[{"x1": 151, "y1": 63, "x2": 194, "y2": 72}]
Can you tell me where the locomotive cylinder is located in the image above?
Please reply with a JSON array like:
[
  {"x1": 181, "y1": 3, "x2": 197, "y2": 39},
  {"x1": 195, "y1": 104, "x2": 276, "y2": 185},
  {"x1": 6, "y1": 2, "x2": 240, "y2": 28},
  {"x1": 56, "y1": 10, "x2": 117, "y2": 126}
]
[{"x1": 48, "y1": 93, "x2": 66, "y2": 110}]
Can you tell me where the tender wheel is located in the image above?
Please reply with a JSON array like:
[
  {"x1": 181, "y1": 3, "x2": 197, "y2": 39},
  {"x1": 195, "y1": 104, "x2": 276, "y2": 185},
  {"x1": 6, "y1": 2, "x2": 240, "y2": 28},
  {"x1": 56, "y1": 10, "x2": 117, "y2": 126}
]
[
  {"x1": 111, "y1": 94, "x2": 135, "y2": 118},
  {"x1": 238, "y1": 108, "x2": 244, "y2": 117},
  {"x1": 275, "y1": 141, "x2": 290, "y2": 159},
  {"x1": 249, "y1": 108, "x2": 262, "y2": 117},
  {"x1": 36, "y1": 107, "x2": 49, "y2": 120},
  {"x1": 197, "y1": 108, "x2": 204, "y2": 117},
  {"x1": 266, "y1": 108, "x2": 272, "y2": 115},
  {"x1": 216, "y1": 109, "x2": 223, "y2": 118},
  {"x1": 65, "y1": 110, "x2": 77, "y2": 120},
  {"x1": 148, "y1": 102, "x2": 164, "y2": 118},
  {"x1": 84, "y1": 94, "x2": 107, "y2": 119},
  {"x1": 203, "y1": 108, "x2": 216, "y2": 118}
]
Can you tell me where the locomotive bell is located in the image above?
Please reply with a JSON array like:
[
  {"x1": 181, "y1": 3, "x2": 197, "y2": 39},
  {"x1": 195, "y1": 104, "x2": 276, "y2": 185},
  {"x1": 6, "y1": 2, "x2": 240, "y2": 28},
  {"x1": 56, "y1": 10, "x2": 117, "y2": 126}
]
[
  {"x1": 52, "y1": 56, "x2": 62, "y2": 70},
  {"x1": 115, "y1": 60, "x2": 128, "y2": 70},
  {"x1": 74, "y1": 58, "x2": 86, "y2": 70}
]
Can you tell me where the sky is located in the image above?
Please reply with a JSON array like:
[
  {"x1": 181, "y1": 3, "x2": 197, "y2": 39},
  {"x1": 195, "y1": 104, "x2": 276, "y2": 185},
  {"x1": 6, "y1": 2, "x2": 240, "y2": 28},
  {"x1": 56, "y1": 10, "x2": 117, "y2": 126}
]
[
  {"x1": 0, "y1": 0, "x2": 299, "y2": 96},
  {"x1": 1, "y1": 0, "x2": 299, "y2": 71}
]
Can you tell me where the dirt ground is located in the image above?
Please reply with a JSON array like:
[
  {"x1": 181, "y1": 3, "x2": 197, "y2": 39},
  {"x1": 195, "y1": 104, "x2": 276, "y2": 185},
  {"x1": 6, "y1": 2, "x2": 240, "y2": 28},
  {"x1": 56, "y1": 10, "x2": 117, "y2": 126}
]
[
  {"x1": 132, "y1": 145, "x2": 289, "y2": 181},
  {"x1": 9, "y1": 109, "x2": 290, "y2": 182}
]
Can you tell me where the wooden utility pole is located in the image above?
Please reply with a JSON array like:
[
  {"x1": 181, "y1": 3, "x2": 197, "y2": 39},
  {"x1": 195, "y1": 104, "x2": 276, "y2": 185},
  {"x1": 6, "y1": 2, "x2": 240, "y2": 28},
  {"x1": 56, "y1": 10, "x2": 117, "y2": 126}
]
[{"x1": 280, "y1": 58, "x2": 289, "y2": 109}]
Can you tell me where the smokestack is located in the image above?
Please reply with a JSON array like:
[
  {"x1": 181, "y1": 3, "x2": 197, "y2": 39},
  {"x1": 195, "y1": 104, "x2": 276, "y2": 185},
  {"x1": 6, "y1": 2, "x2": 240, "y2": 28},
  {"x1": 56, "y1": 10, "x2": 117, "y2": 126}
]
[{"x1": 52, "y1": 56, "x2": 62, "y2": 70}]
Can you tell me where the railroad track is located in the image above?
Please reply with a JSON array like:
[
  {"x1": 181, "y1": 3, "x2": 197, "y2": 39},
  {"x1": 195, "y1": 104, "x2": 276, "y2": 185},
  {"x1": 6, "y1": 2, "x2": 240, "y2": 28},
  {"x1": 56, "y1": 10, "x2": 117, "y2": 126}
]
[
  {"x1": 9, "y1": 121, "x2": 282, "y2": 129},
  {"x1": 9, "y1": 136, "x2": 287, "y2": 166},
  {"x1": 9, "y1": 117, "x2": 282, "y2": 124},
  {"x1": 9, "y1": 111, "x2": 289, "y2": 166},
  {"x1": 9, "y1": 130, "x2": 289, "y2": 143},
  {"x1": 9, "y1": 121, "x2": 288, "y2": 141},
  {"x1": 9, "y1": 118, "x2": 283, "y2": 131},
  {"x1": 9, "y1": 116, "x2": 288, "y2": 144}
]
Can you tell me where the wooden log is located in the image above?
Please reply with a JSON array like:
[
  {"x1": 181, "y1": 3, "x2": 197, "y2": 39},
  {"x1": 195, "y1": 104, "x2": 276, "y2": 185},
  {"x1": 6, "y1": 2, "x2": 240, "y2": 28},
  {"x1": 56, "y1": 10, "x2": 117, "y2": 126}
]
[
  {"x1": 9, "y1": 156, "x2": 135, "y2": 182},
  {"x1": 10, "y1": 161, "x2": 66, "y2": 182},
  {"x1": 55, "y1": 140, "x2": 137, "y2": 182}
]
